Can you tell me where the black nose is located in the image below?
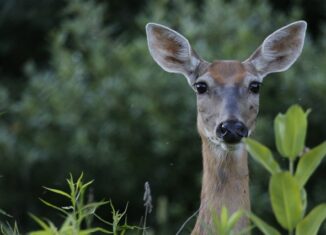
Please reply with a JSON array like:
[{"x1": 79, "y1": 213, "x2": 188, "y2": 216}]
[{"x1": 216, "y1": 120, "x2": 248, "y2": 144}]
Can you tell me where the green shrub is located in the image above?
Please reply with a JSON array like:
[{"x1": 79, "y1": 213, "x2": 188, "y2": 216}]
[
  {"x1": 0, "y1": 209, "x2": 20, "y2": 235},
  {"x1": 244, "y1": 105, "x2": 326, "y2": 235},
  {"x1": 28, "y1": 173, "x2": 139, "y2": 235}
]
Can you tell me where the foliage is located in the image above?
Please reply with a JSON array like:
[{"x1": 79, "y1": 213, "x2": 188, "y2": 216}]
[
  {"x1": 0, "y1": 222, "x2": 20, "y2": 235},
  {"x1": 274, "y1": 105, "x2": 309, "y2": 160},
  {"x1": 247, "y1": 213, "x2": 280, "y2": 235},
  {"x1": 28, "y1": 173, "x2": 138, "y2": 235},
  {"x1": 0, "y1": 209, "x2": 20, "y2": 235},
  {"x1": 208, "y1": 207, "x2": 250, "y2": 235},
  {"x1": 244, "y1": 105, "x2": 326, "y2": 235},
  {"x1": 1, "y1": 0, "x2": 325, "y2": 86},
  {"x1": 0, "y1": 0, "x2": 326, "y2": 234}
]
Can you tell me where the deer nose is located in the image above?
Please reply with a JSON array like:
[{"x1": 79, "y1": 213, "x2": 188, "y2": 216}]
[{"x1": 216, "y1": 120, "x2": 248, "y2": 144}]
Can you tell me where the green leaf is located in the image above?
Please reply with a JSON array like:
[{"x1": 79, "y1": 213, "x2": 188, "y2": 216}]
[
  {"x1": 227, "y1": 210, "x2": 243, "y2": 232},
  {"x1": 79, "y1": 227, "x2": 112, "y2": 234},
  {"x1": 274, "y1": 105, "x2": 309, "y2": 160},
  {"x1": 29, "y1": 214, "x2": 51, "y2": 231},
  {"x1": 82, "y1": 200, "x2": 109, "y2": 211},
  {"x1": 39, "y1": 198, "x2": 69, "y2": 215},
  {"x1": 248, "y1": 212, "x2": 281, "y2": 235},
  {"x1": 28, "y1": 231, "x2": 50, "y2": 235},
  {"x1": 211, "y1": 211, "x2": 222, "y2": 235},
  {"x1": 58, "y1": 215, "x2": 73, "y2": 232},
  {"x1": 220, "y1": 206, "x2": 228, "y2": 233},
  {"x1": 269, "y1": 172, "x2": 303, "y2": 230},
  {"x1": 295, "y1": 141, "x2": 326, "y2": 187},
  {"x1": 81, "y1": 180, "x2": 94, "y2": 191},
  {"x1": 300, "y1": 188, "x2": 307, "y2": 216},
  {"x1": 43, "y1": 187, "x2": 71, "y2": 199},
  {"x1": 296, "y1": 204, "x2": 326, "y2": 235},
  {"x1": 67, "y1": 174, "x2": 75, "y2": 198},
  {"x1": 76, "y1": 172, "x2": 84, "y2": 189},
  {"x1": 243, "y1": 138, "x2": 281, "y2": 174},
  {"x1": 0, "y1": 209, "x2": 12, "y2": 218},
  {"x1": 274, "y1": 113, "x2": 287, "y2": 157},
  {"x1": 80, "y1": 201, "x2": 109, "y2": 220},
  {"x1": 238, "y1": 225, "x2": 255, "y2": 235}
]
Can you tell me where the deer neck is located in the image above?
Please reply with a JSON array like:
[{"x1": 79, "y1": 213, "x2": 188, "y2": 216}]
[{"x1": 192, "y1": 137, "x2": 250, "y2": 234}]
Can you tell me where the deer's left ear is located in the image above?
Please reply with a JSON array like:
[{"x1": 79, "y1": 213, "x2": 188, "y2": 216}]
[{"x1": 244, "y1": 21, "x2": 307, "y2": 78}]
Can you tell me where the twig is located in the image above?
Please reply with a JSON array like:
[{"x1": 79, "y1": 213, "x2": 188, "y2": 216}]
[
  {"x1": 176, "y1": 209, "x2": 199, "y2": 235},
  {"x1": 142, "y1": 181, "x2": 153, "y2": 235}
]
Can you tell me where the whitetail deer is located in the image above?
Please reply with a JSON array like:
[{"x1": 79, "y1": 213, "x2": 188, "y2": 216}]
[{"x1": 146, "y1": 21, "x2": 307, "y2": 234}]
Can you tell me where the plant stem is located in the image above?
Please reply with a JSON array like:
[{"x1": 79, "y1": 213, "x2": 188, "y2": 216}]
[
  {"x1": 176, "y1": 209, "x2": 199, "y2": 235},
  {"x1": 142, "y1": 206, "x2": 148, "y2": 235},
  {"x1": 289, "y1": 160, "x2": 294, "y2": 175},
  {"x1": 289, "y1": 229, "x2": 293, "y2": 235}
]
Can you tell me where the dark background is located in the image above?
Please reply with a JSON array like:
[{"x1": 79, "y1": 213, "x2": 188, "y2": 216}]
[{"x1": 0, "y1": 0, "x2": 326, "y2": 234}]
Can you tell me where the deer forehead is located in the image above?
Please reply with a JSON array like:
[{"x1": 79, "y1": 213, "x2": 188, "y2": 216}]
[{"x1": 207, "y1": 60, "x2": 249, "y2": 85}]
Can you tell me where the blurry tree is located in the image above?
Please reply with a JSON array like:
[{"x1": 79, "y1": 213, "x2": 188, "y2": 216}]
[
  {"x1": 0, "y1": 0, "x2": 65, "y2": 85},
  {"x1": 0, "y1": 0, "x2": 146, "y2": 95},
  {"x1": 1, "y1": 0, "x2": 325, "y2": 88},
  {"x1": 0, "y1": 0, "x2": 325, "y2": 234},
  {"x1": 0, "y1": 0, "x2": 200, "y2": 232},
  {"x1": 268, "y1": 0, "x2": 326, "y2": 38}
]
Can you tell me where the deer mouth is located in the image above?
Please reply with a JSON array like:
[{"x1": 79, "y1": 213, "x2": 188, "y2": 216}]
[
  {"x1": 203, "y1": 123, "x2": 248, "y2": 151},
  {"x1": 207, "y1": 135, "x2": 243, "y2": 152}
]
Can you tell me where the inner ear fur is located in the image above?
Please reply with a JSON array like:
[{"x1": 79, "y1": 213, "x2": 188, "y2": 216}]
[
  {"x1": 244, "y1": 21, "x2": 307, "y2": 78},
  {"x1": 146, "y1": 23, "x2": 202, "y2": 80}
]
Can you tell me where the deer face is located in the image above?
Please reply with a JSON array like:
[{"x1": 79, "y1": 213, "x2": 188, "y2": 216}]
[
  {"x1": 146, "y1": 21, "x2": 306, "y2": 150},
  {"x1": 194, "y1": 60, "x2": 260, "y2": 149}
]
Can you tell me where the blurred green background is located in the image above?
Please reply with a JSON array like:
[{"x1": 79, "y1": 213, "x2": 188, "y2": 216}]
[{"x1": 0, "y1": 0, "x2": 326, "y2": 234}]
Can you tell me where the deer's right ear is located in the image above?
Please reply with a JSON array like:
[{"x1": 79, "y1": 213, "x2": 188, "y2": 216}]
[{"x1": 146, "y1": 23, "x2": 201, "y2": 81}]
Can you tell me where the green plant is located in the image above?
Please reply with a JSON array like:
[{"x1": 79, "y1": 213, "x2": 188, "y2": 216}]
[
  {"x1": 244, "y1": 105, "x2": 326, "y2": 235},
  {"x1": 0, "y1": 209, "x2": 20, "y2": 235},
  {"x1": 206, "y1": 207, "x2": 252, "y2": 235},
  {"x1": 0, "y1": 221, "x2": 20, "y2": 235},
  {"x1": 29, "y1": 173, "x2": 139, "y2": 235}
]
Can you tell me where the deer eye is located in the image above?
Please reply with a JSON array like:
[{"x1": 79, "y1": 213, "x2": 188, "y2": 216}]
[
  {"x1": 194, "y1": 82, "x2": 208, "y2": 94},
  {"x1": 249, "y1": 81, "x2": 261, "y2": 94}
]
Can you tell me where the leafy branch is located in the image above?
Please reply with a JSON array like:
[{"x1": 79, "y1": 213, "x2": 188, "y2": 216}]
[{"x1": 244, "y1": 105, "x2": 326, "y2": 235}]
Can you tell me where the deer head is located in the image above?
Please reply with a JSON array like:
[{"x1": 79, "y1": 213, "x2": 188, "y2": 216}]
[{"x1": 146, "y1": 21, "x2": 307, "y2": 151}]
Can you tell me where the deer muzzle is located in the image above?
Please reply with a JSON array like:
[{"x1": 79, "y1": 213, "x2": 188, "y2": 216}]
[{"x1": 216, "y1": 120, "x2": 248, "y2": 144}]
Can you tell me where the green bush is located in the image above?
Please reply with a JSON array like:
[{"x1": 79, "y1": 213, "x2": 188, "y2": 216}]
[
  {"x1": 28, "y1": 173, "x2": 139, "y2": 235},
  {"x1": 1, "y1": 174, "x2": 140, "y2": 235},
  {"x1": 245, "y1": 105, "x2": 326, "y2": 235},
  {"x1": 0, "y1": 210, "x2": 20, "y2": 235}
]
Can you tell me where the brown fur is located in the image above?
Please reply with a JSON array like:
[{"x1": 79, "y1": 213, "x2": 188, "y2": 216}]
[
  {"x1": 191, "y1": 119, "x2": 250, "y2": 235},
  {"x1": 208, "y1": 61, "x2": 246, "y2": 85},
  {"x1": 270, "y1": 25, "x2": 302, "y2": 52},
  {"x1": 146, "y1": 21, "x2": 306, "y2": 235},
  {"x1": 152, "y1": 27, "x2": 182, "y2": 54}
]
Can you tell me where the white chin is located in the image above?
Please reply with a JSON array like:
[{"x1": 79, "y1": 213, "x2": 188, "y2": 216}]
[
  {"x1": 220, "y1": 142, "x2": 242, "y2": 151},
  {"x1": 208, "y1": 138, "x2": 242, "y2": 151}
]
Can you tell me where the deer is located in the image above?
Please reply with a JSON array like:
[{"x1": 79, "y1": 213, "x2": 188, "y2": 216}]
[{"x1": 145, "y1": 21, "x2": 307, "y2": 234}]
